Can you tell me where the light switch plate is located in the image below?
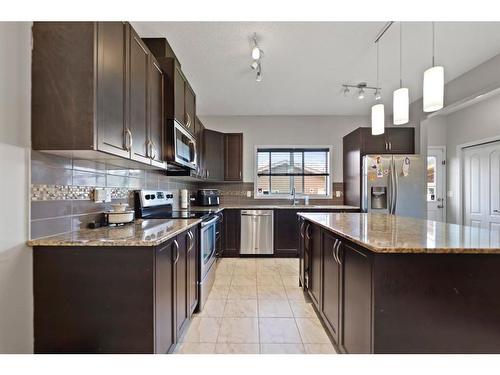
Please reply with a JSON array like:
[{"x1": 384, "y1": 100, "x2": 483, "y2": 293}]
[
  {"x1": 94, "y1": 187, "x2": 112, "y2": 203},
  {"x1": 246, "y1": 191, "x2": 252, "y2": 198}
]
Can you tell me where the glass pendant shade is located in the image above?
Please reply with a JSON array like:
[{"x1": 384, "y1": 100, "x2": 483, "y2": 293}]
[
  {"x1": 371, "y1": 104, "x2": 385, "y2": 135},
  {"x1": 423, "y1": 65, "x2": 444, "y2": 112},
  {"x1": 393, "y1": 87, "x2": 409, "y2": 125}
]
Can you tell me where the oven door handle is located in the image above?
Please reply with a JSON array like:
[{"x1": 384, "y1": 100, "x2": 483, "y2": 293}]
[{"x1": 201, "y1": 217, "x2": 218, "y2": 227}]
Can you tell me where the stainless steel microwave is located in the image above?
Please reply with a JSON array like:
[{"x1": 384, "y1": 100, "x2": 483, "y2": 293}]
[{"x1": 165, "y1": 120, "x2": 197, "y2": 170}]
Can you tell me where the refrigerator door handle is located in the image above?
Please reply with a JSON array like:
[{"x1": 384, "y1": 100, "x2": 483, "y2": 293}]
[{"x1": 393, "y1": 158, "x2": 399, "y2": 214}]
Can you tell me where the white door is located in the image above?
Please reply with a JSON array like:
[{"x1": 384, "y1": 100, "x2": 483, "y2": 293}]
[
  {"x1": 463, "y1": 141, "x2": 500, "y2": 242},
  {"x1": 427, "y1": 147, "x2": 446, "y2": 222}
]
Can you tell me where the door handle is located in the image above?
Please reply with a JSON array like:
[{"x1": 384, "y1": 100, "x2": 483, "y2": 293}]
[{"x1": 124, "y1": 128, "x2": 132, "y2": 151}]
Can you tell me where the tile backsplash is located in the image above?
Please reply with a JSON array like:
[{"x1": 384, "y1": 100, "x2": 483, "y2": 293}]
[{"x1": 30, "y1": 151, "x2": 198, "y2": 239}]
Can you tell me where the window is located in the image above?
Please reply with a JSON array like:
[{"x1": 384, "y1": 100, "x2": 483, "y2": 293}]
[{"x1": 255, "y1": 147, "x2": 331, "y2": 198}]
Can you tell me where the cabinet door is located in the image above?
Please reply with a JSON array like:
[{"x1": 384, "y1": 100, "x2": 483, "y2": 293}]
[
  {"x1": 96, "y1": 22, "x2": 130, "y2": 158},
  {"x1": 204, "y1": 129, "x2": 225, "y2": 181},
  {"x1": 174, "y1": 234, "x2": 188, "y2": 338},
  {"x1": 186, "y1": 228, "x2": 199, "y2": 315},
  {"x1": 155, "y1": 240, "x2": 174, "y2": 354},
  {"x1": 149, "y1": 57, "x2": 165, "y2": 168},
  {"x1": 224, "y1": 133, "x2": 243, "y2": 181},
  {"x1": 321, "y1": 231, "x2": 341, "y2": 344},
  {"x1": 129, "y1": 30, "x2": 150, "y2": 164},
  {"x1": 340, "y1": 243, "x2": 372, "y2": 354},
  {"x1": 222, "y1": 209, "x2": 240, "y2": 257},
  {"x1": 196, "y1": 117, "x2": 205, "y2": 177},
  {"x1": 274, "y1": 210, "x2": 300, "y2": 257},
  {"x1": 307, "y1": 223, "x2": 321, "y2": 308},
  {"x1": 173, "y1": 66, "x2": 185, "y2": 126},
  {"x1": 298, "y1": 217, "x2": 306, "y2": 288},
  {"x1": 386, "y1": 128, "x2": 415, "y2": 154},
  {"x1": 184, "y1": 82, "x2": 196, "y2": 135},
  {"x1": 361, "y1": 128, "x2": 390, "y2": 155}
]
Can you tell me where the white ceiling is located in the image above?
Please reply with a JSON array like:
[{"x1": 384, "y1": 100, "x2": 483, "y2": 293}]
[{"x1": 132, "y1": 22, "x2": 500, "y2": 116}]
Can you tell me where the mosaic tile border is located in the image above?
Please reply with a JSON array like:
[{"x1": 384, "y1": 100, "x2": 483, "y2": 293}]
[{"x1": 31, "y1": 184, "x2": 130, "y2": 201}]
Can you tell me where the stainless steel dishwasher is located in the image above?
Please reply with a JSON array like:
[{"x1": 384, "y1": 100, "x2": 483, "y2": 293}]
[{"x1": 240, "y1": 210, "x2": 274, "y2": 255}]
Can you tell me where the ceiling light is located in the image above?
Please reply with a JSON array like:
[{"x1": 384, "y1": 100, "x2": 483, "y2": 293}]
[
  {"x1": 256, "y1": 69, "x2": 263, "y2": 82},
  {"x1": 423, "y1": 22, "x2": 444, "y2": 112},
  {"x1": 371, "y1": 41, "x2": 385, "y2": 135},
  {"x1": 393, "y1": 22, "x2": 409, "y2": 124},
  {"x1": 371, "y1": 104, "x2": 385, "y2": 135},
  {"x1": 250, "y1": 61, "x2": 259, "y2": 70},
  {"x1": 252, "y1": 46, "x2": 261, "y2": 60},
  {"x1": 358, "y1": 88, "x2": 365, "y2": 100}
]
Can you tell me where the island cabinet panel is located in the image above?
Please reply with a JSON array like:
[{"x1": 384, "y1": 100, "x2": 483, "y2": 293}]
[
  {"x1": 320, "y1": 231, "x2": 341, "y2": 344},
  {"x1": 155, "y1": 239, "x2": 175, "y2": 354},
  {"x1": 339, "y1": 242, "x2": 373, "y2": 354},
  {"x1": 307, "y1": 223, "x2": 322, "y2": 308},
  {"x1": 222, "y1": 209, "x2": 241, "y2": 257},
  {"x1": 274, "y1": 209, "x2": 300, "y2": 257}
]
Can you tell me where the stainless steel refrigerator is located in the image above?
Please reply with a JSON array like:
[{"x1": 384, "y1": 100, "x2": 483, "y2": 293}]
[{"x1": 362, "y1": 155, "x2": 426, "y2": 219}]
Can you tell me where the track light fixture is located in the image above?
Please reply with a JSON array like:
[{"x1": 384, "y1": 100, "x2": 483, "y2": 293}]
[
  {"x1": 250, "y1": 33, "x2": 264, "y2": 82},
  {"x1": 342, "y1": 83, "x2": 380, "y2": 100}
]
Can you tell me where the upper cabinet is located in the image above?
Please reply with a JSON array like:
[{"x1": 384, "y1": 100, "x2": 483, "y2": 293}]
[
  {"x1": 203, "y1": 129, "x2": 225, "y2": 181},
  {"x1": 184, "y1": 82, "x2": 196, "y2": 135},
  {"x1": 359, "y1": 127, "x2": 415, "y2": 155},
  {"x1": 32, "y1": 22, "x2": 165, "y2": 169},
  {"x1": 224, "y1": 133, "x2": 243, "y2": 181}
]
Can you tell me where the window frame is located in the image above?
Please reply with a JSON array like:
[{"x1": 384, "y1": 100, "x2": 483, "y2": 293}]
[{"x1": 254, "y1": 145, "x2": 333, "y2": 200}]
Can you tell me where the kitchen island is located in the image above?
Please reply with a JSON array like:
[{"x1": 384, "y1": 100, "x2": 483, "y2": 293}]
[{"x1": 297, "y1": 212, "x2": 500, "y2": 354}]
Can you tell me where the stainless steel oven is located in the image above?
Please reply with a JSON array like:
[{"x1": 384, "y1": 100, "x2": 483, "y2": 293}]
[
  {"x1": 167, "y1": 121, "x2": 197, "y2": 170},
  {"x1": 199, "y1": 215, "x2": 218, "y2": 309}
]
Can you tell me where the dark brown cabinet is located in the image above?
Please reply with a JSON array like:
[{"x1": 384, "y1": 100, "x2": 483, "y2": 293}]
[
  {"x1": 222, "y1": 209, "x2": 240, "y2": 257},
  {"x1": 173, "y1": 65, "x2": 185, "y2": 127},
  {"x1": 307, "y1": 223, "x2": 322, "y2": 308},
  {"x1": 195, "y1": 117, "x2": 205, "y2": 177},
  {"x1": 224, "y1": 133, "x2": 243, "y2": 181},
  {"x1": 174, "y1": 232, "x2": 188, "y2": 339},
  {"x1": 185, "y1": 82, "x2": 196, "y2": 135},
  {"x1": 204, "y1": 129, "x2": 225, "y2": 181},
  {"x1": 186, "y1": 227, "x2": 199, "y2": 315},
  {"x1": 320, "y1": 231, "x2": 341, "y2": 344},
  {"x1": 149, "y1": 57, "x2": 165, "y2": 168},
  {"x1": 32, "y1": 22, "x2": 165, "y2": 169},
  {"x1": 274, "y1": 210, "x2": 301, "y2": 257},
  {"x1": 155, "y1": 239, "x2": 175, "y2": 354},
  {"x1": 129, "y1": 29, "x2": 151, "y2": 164},
  {"x1": 343, "y1": 127, "x2": 415, "y2": 206},
  {"x1": 339, "y1": 242, "x2": 372, "y2": 354}
]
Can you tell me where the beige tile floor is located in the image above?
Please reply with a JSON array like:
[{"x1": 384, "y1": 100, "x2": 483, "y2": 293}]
[{"x1": 173, "y1": 258, "x2": 337, "y2": 354}]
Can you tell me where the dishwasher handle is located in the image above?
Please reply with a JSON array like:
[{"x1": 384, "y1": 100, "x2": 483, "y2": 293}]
[{"x1": 241, "y1": 210, "x2": 273, "y2": 216}]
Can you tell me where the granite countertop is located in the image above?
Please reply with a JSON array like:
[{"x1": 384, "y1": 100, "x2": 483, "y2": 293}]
[
  {"x1": 27, "y1": 218, "x2": 201, "y2": 247},
  {"x1": 188, "y1": 204, "x2": 359, "y2": 211},
  {"x1": 298, "y1": 212, "x2": 500, "y2": 254}
]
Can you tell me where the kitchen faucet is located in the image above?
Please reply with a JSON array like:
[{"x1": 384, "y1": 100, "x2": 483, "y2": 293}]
[{"x1": 291, "y1": 187, "x2": 299, "y2": 206}]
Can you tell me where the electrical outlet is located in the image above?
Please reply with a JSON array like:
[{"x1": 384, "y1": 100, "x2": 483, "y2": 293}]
[
  {"x1": 335, "y1": 191, "x2": 342, "y2": 198},
  {"x1": 246, "y1": 191, "x2": 252, "y2": 198},
  {"x1": 94, "y1": 187, "x2": 112, "y2": 203},
  {"x1": 447, "y1": 190, "x2": 453, "y2": 198}
]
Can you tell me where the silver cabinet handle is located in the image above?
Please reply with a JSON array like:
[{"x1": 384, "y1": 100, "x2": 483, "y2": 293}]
[
  {"x1": 332, "y1": 239, "x2": 339, "y2": 262},
  {"x1": 389, "y1": 141, "x2": 392, "y2": 150},
  {"x1": 187, "y1": 231, "x2": 194, "y2": 252},
  {"x1": 207, "y1": 170, "x2": 210, "y2": 178},
  {"x1": 299, "y1": 221, "x2": 305, "y2": 239},
  {"x1": 336, "y1": 240, "x2": 342, "y2": 265},
  {"x1": 385, "y1": 141, "x2": 388, "y2": 151},
  {"x1": 124, "y1": 129, "x2": 132, "y2": 151},
  {"x1": 239, "y1": 170, "x2": 242, "y2": 179},
  {"x1": 185, "y1": 113, "x2": 191, "y2": 128},
  {"x1": 149, "y1": 140, "x2": 157, "y2": 160},
  {"x1": 173, "y1": 239, "x2": 180, "y2": 264},
  {"x1": 305, "y1": 224, "x2": 311, "y2": 241}
]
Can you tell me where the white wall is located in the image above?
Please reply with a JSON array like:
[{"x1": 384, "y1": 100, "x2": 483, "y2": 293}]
[
  {"x1": 0, "y1": 22, "x2": 33, "y2": 353},
  {"x1": 199, "y1": 115, "x2": 369, "y2": 183}
]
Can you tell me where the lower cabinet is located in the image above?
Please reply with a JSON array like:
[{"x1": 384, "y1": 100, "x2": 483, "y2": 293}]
[
  {"x1": 339, "y1": 242, "x2": 372, "y2": 354},
  {"x1": 320, "y1": 231, "x2": 341, "y2": 344},
  {"x1": 222, "y1": 209, "x2": 240, "y2": 257},
  {"x1": 155, "y1": 239, "x2": 175, "y2": 353},
  {"x1": 301, "y1": 220, "x2": 373, "y2": 354},
  {"x1": 33, "y1": 226, "x2": 199, "y2": 354},
  {"x1": 274, "y1": 209, "x2": 300, "y2": 257}
]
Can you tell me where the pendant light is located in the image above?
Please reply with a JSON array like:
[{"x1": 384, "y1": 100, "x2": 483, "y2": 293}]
[
  {"x1": 423, "y1": 22, "x2": 444, "y2": 112},
  {"x1": 393, "y1": 23, "x2": 409, "y2": 125},
  {"x1": 371, "y1": 41, "x2": 384, "y2": 135}
]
